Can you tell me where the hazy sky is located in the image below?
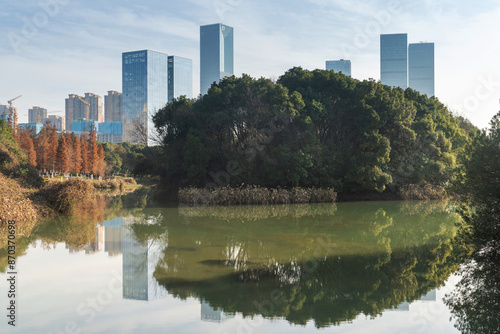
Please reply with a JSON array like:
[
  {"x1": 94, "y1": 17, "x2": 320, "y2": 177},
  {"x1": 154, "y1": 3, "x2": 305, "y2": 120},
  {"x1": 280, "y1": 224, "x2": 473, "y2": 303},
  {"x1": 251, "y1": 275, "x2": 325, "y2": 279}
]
[{"x1": 1, "y1": 0, "x2": 500, "y2": 128}]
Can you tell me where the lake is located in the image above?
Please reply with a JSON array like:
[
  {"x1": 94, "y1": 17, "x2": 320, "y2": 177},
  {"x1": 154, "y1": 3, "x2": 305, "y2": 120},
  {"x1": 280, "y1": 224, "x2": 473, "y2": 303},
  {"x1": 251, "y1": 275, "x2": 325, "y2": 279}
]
[{"x1": 0, "y1": 197, "x2": 475, "y2": 333}]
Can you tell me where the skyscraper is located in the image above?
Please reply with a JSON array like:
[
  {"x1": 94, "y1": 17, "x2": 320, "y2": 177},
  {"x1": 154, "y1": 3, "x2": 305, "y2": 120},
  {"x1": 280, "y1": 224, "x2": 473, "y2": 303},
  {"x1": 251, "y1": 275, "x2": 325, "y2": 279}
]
[
  {"x1": 409, "y1": 42, "x2": 435, "y2": 97},
  {"x1": 105, "y1": 90, "x2": 122, "y2": 122},
  {"x1": 326, "y1": 59, "x2": 352, "y2": 77},
  {"x1": 380, "y1": 33, "x2": 408, "y2": 89},
  {"x1": 122, "y1": 50, "x2": 169, "y2": 144},
  {"x1": 83, "y1": 93, "x2": 104, "y2": 123},
  {"x1": 200, "y1": 23, "x2": 234, "y2": 95},
  {"x1": 65, "y1": 94, "x2": 89, "y2": 132},
  {"x1": 28, "y1": 106, "x2": 47, "y2": 124},
  {"x1": 168, "y1": 56, "x2": 193, "y2": 102}
]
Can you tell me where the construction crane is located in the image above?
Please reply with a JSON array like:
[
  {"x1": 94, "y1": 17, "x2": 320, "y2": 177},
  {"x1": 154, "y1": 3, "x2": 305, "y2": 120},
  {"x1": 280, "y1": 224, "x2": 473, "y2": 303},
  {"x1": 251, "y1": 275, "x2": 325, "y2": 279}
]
[{"x1": 7, "y1": 95, "x2": 22, "y2": 133}]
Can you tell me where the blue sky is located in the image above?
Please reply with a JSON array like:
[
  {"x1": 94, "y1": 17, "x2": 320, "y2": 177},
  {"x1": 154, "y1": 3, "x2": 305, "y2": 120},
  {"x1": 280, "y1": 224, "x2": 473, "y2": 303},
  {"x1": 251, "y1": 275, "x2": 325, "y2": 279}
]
[{"x1": 1, "y1": 0, "x2": 500, "y2": 128}]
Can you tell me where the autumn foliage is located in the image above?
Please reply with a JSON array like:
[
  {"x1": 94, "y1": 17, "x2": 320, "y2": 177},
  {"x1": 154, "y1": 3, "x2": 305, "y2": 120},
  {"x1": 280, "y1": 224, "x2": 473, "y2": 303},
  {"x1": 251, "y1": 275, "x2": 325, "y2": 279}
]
[{"x1": 16, "y1": 123, "x2": 107, "y2": 176}]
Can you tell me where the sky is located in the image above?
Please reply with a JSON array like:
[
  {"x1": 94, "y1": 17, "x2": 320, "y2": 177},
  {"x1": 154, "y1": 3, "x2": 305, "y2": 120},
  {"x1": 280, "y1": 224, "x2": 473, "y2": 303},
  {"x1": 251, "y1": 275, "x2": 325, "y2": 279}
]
[{"x1": 1, "y1": 0, "x2": 500, "y2": 129}]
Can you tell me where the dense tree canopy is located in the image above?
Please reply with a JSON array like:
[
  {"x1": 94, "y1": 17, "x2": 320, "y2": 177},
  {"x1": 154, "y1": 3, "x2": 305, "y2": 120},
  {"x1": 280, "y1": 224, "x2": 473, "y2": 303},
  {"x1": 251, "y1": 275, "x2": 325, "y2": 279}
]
[{"x1": 154, "y1": 68, "x2": 471, "y2": 195}]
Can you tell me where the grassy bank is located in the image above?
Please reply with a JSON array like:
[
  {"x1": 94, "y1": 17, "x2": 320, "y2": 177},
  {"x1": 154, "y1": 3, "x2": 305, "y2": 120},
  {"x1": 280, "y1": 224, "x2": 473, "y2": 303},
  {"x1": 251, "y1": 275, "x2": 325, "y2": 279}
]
[{"x1": 179, "y1": 185, "x2": 337, "y2": 206}]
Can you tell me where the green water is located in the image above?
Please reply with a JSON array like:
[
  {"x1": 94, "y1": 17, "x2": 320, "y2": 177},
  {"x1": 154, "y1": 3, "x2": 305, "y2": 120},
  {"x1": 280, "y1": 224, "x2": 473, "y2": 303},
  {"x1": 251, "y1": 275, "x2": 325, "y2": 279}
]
[{"x1": 0, "y1": 199, "x2": 474, "y2": 333}]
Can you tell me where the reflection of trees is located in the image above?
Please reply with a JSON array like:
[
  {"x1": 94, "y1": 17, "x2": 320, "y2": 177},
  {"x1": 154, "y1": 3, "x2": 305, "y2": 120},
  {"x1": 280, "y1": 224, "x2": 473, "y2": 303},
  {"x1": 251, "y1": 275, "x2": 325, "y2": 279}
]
[
  {"x1": 124, "y1": 201, "x2": 473, "y2": 328},
  {"x1": 445, "y1": 242, "x2": 500, "y2": 334}
]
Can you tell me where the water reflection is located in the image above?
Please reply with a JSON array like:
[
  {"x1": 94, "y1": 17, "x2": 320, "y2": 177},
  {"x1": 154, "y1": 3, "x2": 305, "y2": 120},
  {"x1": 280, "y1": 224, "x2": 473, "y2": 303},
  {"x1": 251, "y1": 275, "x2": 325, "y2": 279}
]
[
  {"x1": 0, "y1": 198, "x2": 475, "y2": 329},
  {"x1": 445, "y1": 241, "x2": 500, "y2": 334}
]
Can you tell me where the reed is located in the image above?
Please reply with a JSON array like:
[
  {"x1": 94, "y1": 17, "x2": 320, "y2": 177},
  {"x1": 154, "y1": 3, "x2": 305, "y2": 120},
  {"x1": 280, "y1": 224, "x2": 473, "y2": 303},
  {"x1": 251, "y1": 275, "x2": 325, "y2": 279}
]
[
  {"x1": 400, "y1": 184, "x2": 448, "y2": 201},
  {"x1": 179, "y1": 185, "x2": 337, "y2": 206}
]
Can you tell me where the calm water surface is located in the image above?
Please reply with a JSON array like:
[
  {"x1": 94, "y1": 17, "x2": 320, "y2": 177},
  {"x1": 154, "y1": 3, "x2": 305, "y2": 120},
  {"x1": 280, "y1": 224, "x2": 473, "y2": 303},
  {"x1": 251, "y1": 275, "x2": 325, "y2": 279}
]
[{"x1": 0, "y1": 199, "x2": 473, "y2": 333}]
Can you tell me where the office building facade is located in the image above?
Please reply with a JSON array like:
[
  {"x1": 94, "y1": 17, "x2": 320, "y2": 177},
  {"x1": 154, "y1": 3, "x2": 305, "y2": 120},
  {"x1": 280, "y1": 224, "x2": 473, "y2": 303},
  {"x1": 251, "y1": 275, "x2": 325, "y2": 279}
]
[
  {"x1": 28, "y1": 106, "x2": 47, "y2": 124},
  {"x1": 200, "y1": 23, "x2": 234, "y2": 95},
  {"x1": 409, "y1": 42, "x2": 435, "y2": 97},
  {"x1": 326, "y1": 59, "x2": 352, "y2": 77},
  {"x1": 105, "y1": 91, "x2": 122, "y2": 122},
  {"x1": 168, "y1": 56, "x2": 193, "y2": 102},
  {"x1": 380, "y1": 33, "x2": 408, "y2": 89},
  {"x1": 122, "y1": 50, "x2": 169, "y2": 144}
]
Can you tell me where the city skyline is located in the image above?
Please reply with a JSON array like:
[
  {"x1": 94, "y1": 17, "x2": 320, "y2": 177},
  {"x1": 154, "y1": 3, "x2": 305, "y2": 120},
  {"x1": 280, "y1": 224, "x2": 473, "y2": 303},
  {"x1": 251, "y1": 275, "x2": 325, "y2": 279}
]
[{"x1": 1, "y1": 1, "x2": 500, "y2": 129}]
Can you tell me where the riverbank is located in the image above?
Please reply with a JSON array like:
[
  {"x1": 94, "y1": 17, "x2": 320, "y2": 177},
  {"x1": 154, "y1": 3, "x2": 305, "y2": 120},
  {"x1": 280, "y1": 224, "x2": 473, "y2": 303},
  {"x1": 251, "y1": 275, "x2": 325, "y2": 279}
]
[{"x1": 0, "y1": 173, "x2": 140, "y2": 224}]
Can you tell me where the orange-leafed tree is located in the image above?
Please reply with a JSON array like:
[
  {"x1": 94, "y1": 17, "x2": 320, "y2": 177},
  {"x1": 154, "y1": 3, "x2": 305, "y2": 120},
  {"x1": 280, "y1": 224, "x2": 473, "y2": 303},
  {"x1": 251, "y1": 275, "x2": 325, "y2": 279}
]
[
  {"x1": 46, "y1": 125, "x2": 58, "y2": 172},
  {"x1": 88, "y1": 125, "x2": 98, "y2": 175},
  {"x1": 35, "y1": 123, "x2": 50, "y2": 171},
  {"x1": 80, "y1": 138, "x2": 89, "y2": 174},
  {"x1": 96, "y1": 144, "x2": 106, "y2": 176},
  {"x1": 56, "y1": 134, "x2": 69, "y2": 174},
  {"x1": 72, "y1": 134, "x2": 83, "y2": 174},
  {"x1": 17, "y1": 128, "x2": 37, "y2": 167}
]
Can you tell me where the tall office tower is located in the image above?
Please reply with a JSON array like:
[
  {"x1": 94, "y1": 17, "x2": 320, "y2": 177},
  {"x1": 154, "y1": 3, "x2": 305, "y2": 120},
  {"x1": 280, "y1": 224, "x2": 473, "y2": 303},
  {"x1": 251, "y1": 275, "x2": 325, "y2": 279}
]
[
  {"x1": 122, "y1": 50, "x2": 169, "y2": 145},
  {"x1": 326, "y1": 59, "x2": 352, "y2": 77},
  {"x1": 28, "y1": 106, "x2": 47, "y2": 124},
  {"x1": 200, "y1": 23, "x2": 234, "y2": 95},
  {"x1": 409, "y1": 42, "x2": 435, "y2": 97},
  {"x1": 42, "y1": 115, "x2": 65, "y2": 131},
  {"x1": 380, "y1": 33, "x2": 408, "y2": 89},
  {"x1": 168, "y1": 56, "x2": 193, "y2": 102},
  {"x1": 65, "y1": 94, "x2": 89, "y2": 132},
  {"x1": 105, "y1": 91, "x2": 122, "y2": 122},
  {"x1": 83, "y1": 93, "x2": 104, "y2": 123}
]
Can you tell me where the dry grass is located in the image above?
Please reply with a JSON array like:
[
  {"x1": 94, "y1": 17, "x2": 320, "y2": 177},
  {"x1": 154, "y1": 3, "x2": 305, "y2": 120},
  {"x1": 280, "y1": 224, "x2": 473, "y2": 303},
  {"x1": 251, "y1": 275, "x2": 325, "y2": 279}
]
[
  {"x1": 37, "y1": 179, "x2": 96, "y2": 214},
  {"x1": 179, "y1": 185, "x2": 337, "y2": 206},
  {"x1": 0, "y1": 173, "x2": 39, "y2": 225},
  {"x1": 400, "y1": 184, "x2": 448, "y2": 201}
]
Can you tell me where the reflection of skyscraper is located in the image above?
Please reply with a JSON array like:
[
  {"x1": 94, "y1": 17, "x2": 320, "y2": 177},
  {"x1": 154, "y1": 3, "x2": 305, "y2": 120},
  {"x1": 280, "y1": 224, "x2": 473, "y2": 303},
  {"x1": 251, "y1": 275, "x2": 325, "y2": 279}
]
[
  {"x1": 104, "y1": 217, "x2": 124, "y2": 256},
  {"x1": 122, "y1": 217, "x2": 166, "y2": 301},
  {"x1": 201, "y1": 301, "x2": 235, "y2": 323},
  {"x1": 200, "y1": 23, "x2": 234, "y2": 95},
  {"x1": 380, "y1": 33, "x2": 408, "y2": 89},
  {"x1": 419, "y1": 289, "x2": 437, "y2": 302},
  {"x1": 66, "y1": 224, "x2": 104, "y2": 254}
]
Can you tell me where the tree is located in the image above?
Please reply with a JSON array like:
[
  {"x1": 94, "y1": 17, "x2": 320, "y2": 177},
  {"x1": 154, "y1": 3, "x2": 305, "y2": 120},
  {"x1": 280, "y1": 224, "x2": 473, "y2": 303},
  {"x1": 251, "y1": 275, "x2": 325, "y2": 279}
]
[
  {"x1": 80, "y1": 138, "x2": 88, "y2": 174},
  {"x1": 46, "y1": 125, "x2": 58, "y2": 172},
  {"x1": 56, "y1": 134, "x2": 69, "y2": 174}
]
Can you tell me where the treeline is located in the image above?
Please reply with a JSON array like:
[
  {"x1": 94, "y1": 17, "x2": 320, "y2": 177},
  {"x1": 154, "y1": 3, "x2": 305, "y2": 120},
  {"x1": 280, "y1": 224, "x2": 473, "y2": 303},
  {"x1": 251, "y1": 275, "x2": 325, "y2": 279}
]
[
  {"x1": 154, "y1": 67, "x2": 473, "y2": 196},
  {"x1": 15, "y1": 122, "x2": 106, "y2": 176},
  {"x1": 456, "y1": 111, "x2": 500, "y2": 244}
]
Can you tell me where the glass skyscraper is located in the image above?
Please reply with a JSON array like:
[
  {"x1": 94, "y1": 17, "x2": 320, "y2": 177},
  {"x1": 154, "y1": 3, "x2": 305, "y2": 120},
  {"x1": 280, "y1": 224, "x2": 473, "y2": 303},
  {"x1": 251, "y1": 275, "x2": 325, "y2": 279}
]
[
  {"x1": 168, "y1": 56, "x2": 193, "y2": 103},
  {"x1": 122, "y1": 50, "x2": 168, "y2": 145},
  {"x1": 200, "y1": 23, "x2": 234, "y2": 95},
  {"x1": 409, "y1": 42, "x2": 435, "y2": 97},
  {"x1": 326, "y1": 59, "x2": 352, "y2": 77},
  {"x1": 380, "y1": 33, "x2": 408, "y2": 89}
]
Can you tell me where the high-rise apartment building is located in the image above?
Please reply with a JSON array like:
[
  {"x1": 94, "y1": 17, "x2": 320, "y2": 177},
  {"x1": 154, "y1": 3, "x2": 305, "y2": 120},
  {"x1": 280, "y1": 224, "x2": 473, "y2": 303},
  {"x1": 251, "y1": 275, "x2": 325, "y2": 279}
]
[
  {"x1": 380, "y1": 33, "x2": 408, "y2": 89},
  {"x1": 122, "y1": 50, "x2": 169, "y2": 144},
  {"x1": 28, "y1": 106, "x2": 47, "y2": 124},
  {"x1": 409, "y1": 42, "x2": 435, "y2": 97},
  {"x1": 65, "y1": 94, "x2": 89, "y2": 132},
  {"x1": 42, "y1": 115, "x2": 65, "y2": 132},
  {"x1": 200, "y1": 23, "x2": 234, "y2": 95},
  {"x1": 84, "y1": 93, "x2": 104, "y2": 123},
  {"x1": 326, "y1": 59, "x2": 352, "y2": 77},
  {"x1": 168, "y1": 56, "x2": 193, "y2": 102},
  {"x1": 105, "y1": 91, "x2": 122, "y2": 122}
]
